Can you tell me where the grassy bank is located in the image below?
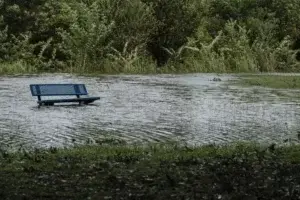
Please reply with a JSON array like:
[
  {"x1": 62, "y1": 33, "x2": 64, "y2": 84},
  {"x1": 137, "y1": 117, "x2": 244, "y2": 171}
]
[
  {"x1": 1, "y1": 142, "x2": 300, "y2": 199},
  {"x1": 0, "y1": 61, "x2": 38, "y2": 75},
  {"x1": 0, "y1": 62, "x2": 256, "y2": 76},
  {"x1": 0, "y1": 60, "x2": 223, "y2": 76},
  {"x1": 0, "y1": 59, "x2": 269, "y2": 76},
  {"x1": 235, "y1": 74, "x2": 300, "y2": 89}
]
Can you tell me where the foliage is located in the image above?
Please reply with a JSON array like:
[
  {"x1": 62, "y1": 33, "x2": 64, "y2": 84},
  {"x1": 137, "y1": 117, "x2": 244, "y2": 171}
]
[
  {"x1": 60, "y1": 1, "x2": 114, "y2": 72},
  {"x1": 1, "y1": 0, "x2": 300, "y2": 74},
  {"x1": 0, "y1": 0, "x2": 76, "y2": 70},
  {"x1": 142, "y1": 0, "x2": 204, "y2": 66}
]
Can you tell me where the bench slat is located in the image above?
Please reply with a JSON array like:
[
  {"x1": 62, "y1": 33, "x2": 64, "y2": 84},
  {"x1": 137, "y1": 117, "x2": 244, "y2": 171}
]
[{"x1": 30, "y1": 84, "x2": 88, "y2": 96}]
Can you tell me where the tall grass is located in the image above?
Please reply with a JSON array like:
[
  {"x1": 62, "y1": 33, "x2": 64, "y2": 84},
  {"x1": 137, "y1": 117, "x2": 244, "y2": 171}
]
[
  {"x1": 0, "y1": 61, "x2": 37, "y2": 75},
  {"x1": 1, "y1": 0, "x2": 300, "y2": 74},
  {"x1": 166, "y1": 21, "x2": 300, "y2": 73}
]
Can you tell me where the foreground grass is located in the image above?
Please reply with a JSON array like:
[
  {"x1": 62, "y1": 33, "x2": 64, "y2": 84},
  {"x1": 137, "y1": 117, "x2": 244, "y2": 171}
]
[
  {"x1": 236, "y1": 74, "x2": 300, "y2": 89},
  {"x1": 1, "y1": 142, "x2": 300, "y2": 199}
]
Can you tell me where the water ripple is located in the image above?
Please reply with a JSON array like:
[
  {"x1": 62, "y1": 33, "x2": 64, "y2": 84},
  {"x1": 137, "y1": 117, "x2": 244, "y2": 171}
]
[{"x1": 0, "y1": 73, "x2": 300, "y2": 148}]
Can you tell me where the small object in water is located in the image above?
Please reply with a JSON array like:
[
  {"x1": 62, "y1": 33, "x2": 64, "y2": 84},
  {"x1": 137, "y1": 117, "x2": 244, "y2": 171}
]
[
  {"x1": 222, "y1": 131, "x2": 228, "y2": 136},
  {"x1": 243, "y1": 195, "x2": 258, "y2": 200},
  {"x1": 283, "y1": 138, "x2": 289, "y2": 143},
  {"x1": 212, "y1": 77, "x2": 222, "y2": 82},
  {"x1": 297, "y1": 132, "x2": 300, "y2": 140},
  {"x1": 268, "y1": 143, "x2": 276, "y2": 152}
]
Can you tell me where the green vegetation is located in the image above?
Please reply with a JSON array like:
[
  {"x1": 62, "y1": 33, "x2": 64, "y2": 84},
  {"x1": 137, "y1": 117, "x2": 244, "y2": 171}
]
[
  {"x1": 0, "y1": 61, "x2": 38, "y2": 75},
  {"x1": 236, "y1": 75, "x2": 300, "y2": 89},
  {"x1": 1, "y1": 0, "x2": 300, "y2": 74},
  {"x1": 1, "y1": 142, "x2": 300, "y2": 199}
]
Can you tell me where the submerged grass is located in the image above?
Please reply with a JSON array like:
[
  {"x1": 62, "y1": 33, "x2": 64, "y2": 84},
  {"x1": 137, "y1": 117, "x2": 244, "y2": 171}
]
[
  {"x1": 235, "y1": 74, "x2": 300, "y2": 89},
  {"x1": 1, "y1": 142, "x2": 300, "y2": 199}
]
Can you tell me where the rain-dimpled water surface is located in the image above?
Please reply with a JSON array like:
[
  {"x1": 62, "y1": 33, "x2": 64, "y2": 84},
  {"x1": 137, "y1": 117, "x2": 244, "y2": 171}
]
[{"x1": 1, "y1": 73, "x2": 300, "y2": 148}]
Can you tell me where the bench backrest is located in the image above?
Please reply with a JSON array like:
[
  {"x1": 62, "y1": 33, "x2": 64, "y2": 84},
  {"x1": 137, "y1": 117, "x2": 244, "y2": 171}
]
[{"x1": 30, "y1": 84, "x2": 88, "y2": 96}]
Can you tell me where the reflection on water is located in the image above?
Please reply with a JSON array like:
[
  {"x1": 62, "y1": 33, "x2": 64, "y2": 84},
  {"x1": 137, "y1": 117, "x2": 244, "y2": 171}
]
[{"x1": 0, "y1": 73, "x2": 300, "y2": 148}]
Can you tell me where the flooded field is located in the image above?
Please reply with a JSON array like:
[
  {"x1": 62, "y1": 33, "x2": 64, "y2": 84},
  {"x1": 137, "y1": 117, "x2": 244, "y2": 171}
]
[{"x1": 0, "y1": 73, "x2": 300, "y2": 148}]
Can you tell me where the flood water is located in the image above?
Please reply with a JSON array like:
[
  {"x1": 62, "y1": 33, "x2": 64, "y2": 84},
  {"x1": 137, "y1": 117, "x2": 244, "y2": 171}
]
[{"x1": 0, "y1": 73, "x2": 300, "y2": 149}]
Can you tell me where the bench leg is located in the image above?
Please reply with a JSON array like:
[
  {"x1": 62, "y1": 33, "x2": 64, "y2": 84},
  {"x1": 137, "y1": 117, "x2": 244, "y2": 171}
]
[
  {"x1": 44, "y1": 103, "x2": 54, "y2": 106},
  {"x1": 84, "y1": 100, "x2": 94, "y2": 105}
]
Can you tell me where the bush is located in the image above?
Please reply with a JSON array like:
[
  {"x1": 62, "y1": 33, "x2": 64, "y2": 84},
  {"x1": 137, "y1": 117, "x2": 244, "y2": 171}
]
[
  {"x1": 1, "y1": 0, "x2": 300, "y2": 73},
  {"x1": 142, "y1": 0, "x2": 204, "y2": 66}
]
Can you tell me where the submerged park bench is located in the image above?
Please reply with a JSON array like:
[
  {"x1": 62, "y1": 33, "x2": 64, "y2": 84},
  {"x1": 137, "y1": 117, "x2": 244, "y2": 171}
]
[{"x1": 30, "y1": 84, "x2": 100, "y2": 106}]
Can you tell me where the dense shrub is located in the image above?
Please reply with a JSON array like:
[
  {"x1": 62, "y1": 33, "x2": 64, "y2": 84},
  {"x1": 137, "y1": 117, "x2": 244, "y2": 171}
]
[
  {"x1": 142, "y1": 0, "x2": 204, "y2": 66},
  {"x1": 0, "y1": 0, "x2": 300, "y2": 73},
  {"x1": 61, "y1": 0, "x2": 157, "y2": 72},
  {"x1": 0, "y1": 0, "x2": 75, "y2": 70}
]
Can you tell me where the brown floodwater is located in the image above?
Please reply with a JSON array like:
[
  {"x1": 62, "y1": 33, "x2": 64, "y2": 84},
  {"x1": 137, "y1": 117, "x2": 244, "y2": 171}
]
[{"x1": 0, "y1": 73, "x2": 300, "y2": 149}]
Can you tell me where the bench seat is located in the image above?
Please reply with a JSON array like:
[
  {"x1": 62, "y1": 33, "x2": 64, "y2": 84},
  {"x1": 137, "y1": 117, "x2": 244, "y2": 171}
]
[{"x1": 38, "y1": 97, "x2": 100, "y2": 105}]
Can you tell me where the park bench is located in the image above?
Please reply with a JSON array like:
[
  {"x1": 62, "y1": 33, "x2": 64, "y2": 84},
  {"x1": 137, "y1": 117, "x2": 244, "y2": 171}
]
[{"x1": 30, "y1": 84, "x2": 100, "y2": 106}]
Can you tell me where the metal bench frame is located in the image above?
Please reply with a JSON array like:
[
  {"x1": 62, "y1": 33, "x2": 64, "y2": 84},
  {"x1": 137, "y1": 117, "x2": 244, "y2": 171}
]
[{"x1": 30, "y1": 84, "x2": 100, "y2": 106}]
